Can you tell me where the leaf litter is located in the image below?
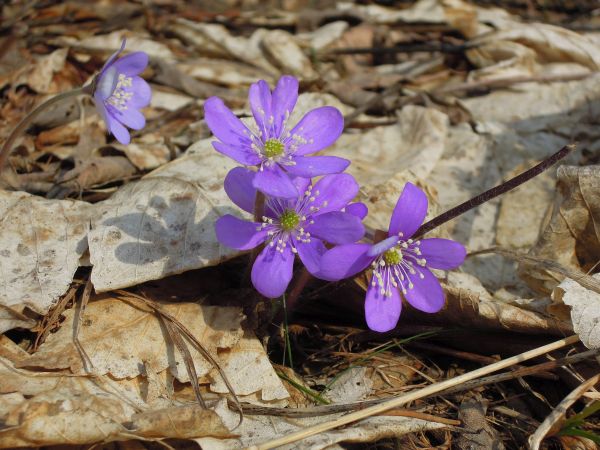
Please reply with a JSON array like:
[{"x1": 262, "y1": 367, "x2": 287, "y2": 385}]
[{"x1": 1, "y1": 0, "x2": 600, "y2": 448}]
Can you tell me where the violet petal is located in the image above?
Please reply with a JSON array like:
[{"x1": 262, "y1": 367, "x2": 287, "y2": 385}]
[
  {"x1": 224, "y1": 167, "x2": 257, "y2": 214},
  {"x1": 317, "y1": 243, "x2": 374, "y2": 281},
  {"x1": 204, "y1": 97, "x2": 252, "y2": 147},
  {"x1": 418, "y1": 238, "x2": 466, "y2": 270},
  {"x1": 215, "y1": 215, "x2": 267, "y2": 250},
  {"x1": 113, "y1": 51, "x2": 149, "y2": 76},
  {"x1": 127, "y1": 76, "x2": 152, "y2": 108},
  {"x1": 345, "y1": 202, "x2": 368, "y2": 220},
  {"x1": 295, "y1": 237, "x2": 327, "y2": 276},
  {"x1": 108, "y1": 106, "x2": 145, "y2": 130},
  {"x1": 404, "y1": 267, "x2": 445, "y2": 313},
  {"x1": 364, "y1": 281, "x2": 402, "y2": 332},
  {"x1": 310, "y1": 173, "x2": 359, "y2": 216},
  {"x1": 251, "y1": 244, "x2": 294, "y2": 298},
  {"x1": 272, "y1": 75, "x2": 298, "y2": 137},
  {"x1": 388, "y1": 182, "x2": 428, "y2": 238},
  {"x1": 248, "y1": 80, "x2": 273, "y2": 138},
  {"x1": 285, "y1": 155, "x2": 350, "y2": 178},
  {"x1": 253, "y1": 165, "x2": 298, "y2": 198},
  {"x1": 212, "y1": 141, "x2": 262, "y2": 166},
  {"x1": 106, "y1": 113, "x2": 131, "y2": 144},
  {"x1": 288, "y1": 106, "x2": 344, "y2": 156},
  {"x1": 367, "y1": 236, "x2": 399, "y2": 257},
  {"x1": 308, "y1": 211, "x2": 364, "y2": 245}
]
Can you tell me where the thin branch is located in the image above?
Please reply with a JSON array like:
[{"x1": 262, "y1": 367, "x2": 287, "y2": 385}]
[{"x1": 414, "y1": 143, "x2": 576, "y2": 238}]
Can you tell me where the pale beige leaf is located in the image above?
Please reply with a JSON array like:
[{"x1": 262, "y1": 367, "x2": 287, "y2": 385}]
[
  {"x1": 325, "y1": 366, "x2": 373, "y2": 403},
  {"x1": 89, "y1": 140, "x2": 242, "y2": 291},
  {"x1": 554, "y1": 275, "x2": 600, "y2": 349},
  {"x1": 196, "y1": 399, "x2": 445, "y2": 450},
  {"x1": 262, "y1": 30, "x2": 317, "y2": 80},
  {"x1": 0, "y1": 304, "x2": 36, "y2": 334},
  {"x1": 209, "y1": 330, "x2": 290, "y2": 402},
  {"x1": 0, "y1": 191, "x2": 91, "y2": 315}
]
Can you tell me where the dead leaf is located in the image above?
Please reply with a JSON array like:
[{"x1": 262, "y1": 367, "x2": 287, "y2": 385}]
[
  {"x1": 0, "y1": 304, "x2": 36, "y2": 334},
  {"x1": 553, "y1": 274, "x2": 600, "y2": 349},
  {"x1": 0, "y1": 191, "x2": 91, "y2": 315},
  {"x1": 20, "y1": 297, "x2": 245, "y2": 381},
  {"x1": 88, "y1": 140, "x2": 242, "y2": 291},
  {"x1": 521, "y1": 166, "x2": 600, "y2": 294}
]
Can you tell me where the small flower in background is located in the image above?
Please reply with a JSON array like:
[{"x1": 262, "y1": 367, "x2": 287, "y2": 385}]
[
  {"x1": 204, "y1": 75, "x2": 349, "y2": 198},
  {"x1": 319, "y1": 183, "x2": 466, "y2": 333},
  {"x1": 90, "y1": 39, "x2": 151, "y2": 145},
  {"x1": 215, "y1": 168, "x2": 365, "y2": 298}
]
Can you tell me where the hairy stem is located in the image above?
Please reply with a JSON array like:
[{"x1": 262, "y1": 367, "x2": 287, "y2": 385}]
[
  {"x1": 0, "y1": 86, "x2": 89, "y2": 172},
  {"x1": 414, "y1": 143, "x2": 576, "y2": 238}
]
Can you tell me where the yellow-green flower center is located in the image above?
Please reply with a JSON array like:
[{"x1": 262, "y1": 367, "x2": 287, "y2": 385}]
[
  {"x1": 280, "y1": 209, "x2": 300, "y2": 231},
  {"x1": 263, "y1": 138, "x2": 285, "y2": 158},
  {"x1": 383, "y1": 249, "x2": 402, "y2": 265}
]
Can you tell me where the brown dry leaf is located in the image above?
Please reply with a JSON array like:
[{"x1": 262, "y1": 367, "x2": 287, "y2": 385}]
[
  {"x1": 21, "y1": 48, "x2": 69, "y2": 94},
  {"x1": 0, "y1": 356, "x2": 232, "y2": 447},
  {"x1": 402, "y1": 283, "x2": 572, "y2": 336},
  {"x1": 116, "y1": 133, "x2": 172, "y2": 171},
  {"x1": 553, "y1": 274, "x2": 600, "y2": 349},
  {"x1": 19, "y1": 297, "x2": 245, "y2": 381},
  {"x1": 521, "y1": 166, "x2": 600, "y2": 294},
  {"x1": 0, "y1": 191, "x2": 91, "y2": 315}
]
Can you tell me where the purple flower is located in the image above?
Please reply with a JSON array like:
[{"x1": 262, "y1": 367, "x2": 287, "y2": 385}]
[
  {"x1": 91, "y1": 39, "x2": 151, "y2": 145},
  {"x1": 319, "y1": 183, "x2": 466, "y2": 333},
  {"x1": 204, "y1": 76, "x2": 349, "y2": 198},
  {"x1": 216, "y1": 168, "x2": 365, "y2": 298}
]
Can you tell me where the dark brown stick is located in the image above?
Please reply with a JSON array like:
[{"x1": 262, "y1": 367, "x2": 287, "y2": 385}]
[{"x1": 414, "y1": 143, "x2": 576, "y2": 238}]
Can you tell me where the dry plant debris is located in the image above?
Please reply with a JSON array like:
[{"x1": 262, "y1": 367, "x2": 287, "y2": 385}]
[{"x1": 1, "y1": 0, "x2": 600, "y2": 448}]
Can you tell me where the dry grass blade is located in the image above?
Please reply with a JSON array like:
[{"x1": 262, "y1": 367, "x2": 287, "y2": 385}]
[
  {"x1": 73, "y1": 277, "x2": 93, "y2": 372},
  {"x1": 33, "y1": 283, "x2": 78, "y2": 351},
  {"x1": 529, "y1": 373, "x2": 600, "y2": 450},
  {"x1": 250, "y1": 335, "x2": 580, "y2": 450},
  {"x1": 159, "y1": 315, "x2": 207, "y2": 409},
  {"x1": 470, "y1": 247, "x2": 600, "y2": 295},
  {"x1": 114, "y1": 290, "x2": 244, "y2": 427}
]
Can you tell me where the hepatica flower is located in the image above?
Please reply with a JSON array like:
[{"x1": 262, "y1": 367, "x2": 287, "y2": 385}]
[
  {"x1": 320, "y1": 183, "x2": 466, "y2": 332},
  {"x1": 204, "y1": 76, "x2": 349, "y2": 198},
  {"x1": 90, "y1": 39, "x2": 151, "y2": 145},
  {"x1": 216, "y1": 168, "x2": 365, "y2": 298}
]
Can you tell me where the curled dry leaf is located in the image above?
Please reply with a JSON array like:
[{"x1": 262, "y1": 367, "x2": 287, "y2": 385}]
[
  {"x1": 553, "y1": 274, "x2": 600, "y2": 349},
  {"x1": 0, "y1": 356, "x2": 232, "y2": 447},
  {"x1": 468, "y1": 22, "x2": 600, "y2": 80},
  {"x1": 521, "y1": 166, "x2": 600, "y2": 294},
  {"x1": 0, "y1": 191, "x2": 91, "y2": 316},
  {"x1": 0, "y1": 304, "x2": 36, "y2": 334}
]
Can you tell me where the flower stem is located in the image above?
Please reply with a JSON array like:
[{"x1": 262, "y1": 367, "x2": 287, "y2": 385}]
[
  {"x1": 246, "y1": 191, "x2": 266, "y2": 283},
  {"x1": 281, "y1": 293, "x2": 294, "y2": 368},
  {"x1": 272, "y1": 267, "x2": 312, "y2": 327},
  {"x1": 0, "y1": 86, "x2": 89, "y2": 172},
  {"x1": 414, "y1": 143, "x2": 576, "y2": 239}
]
